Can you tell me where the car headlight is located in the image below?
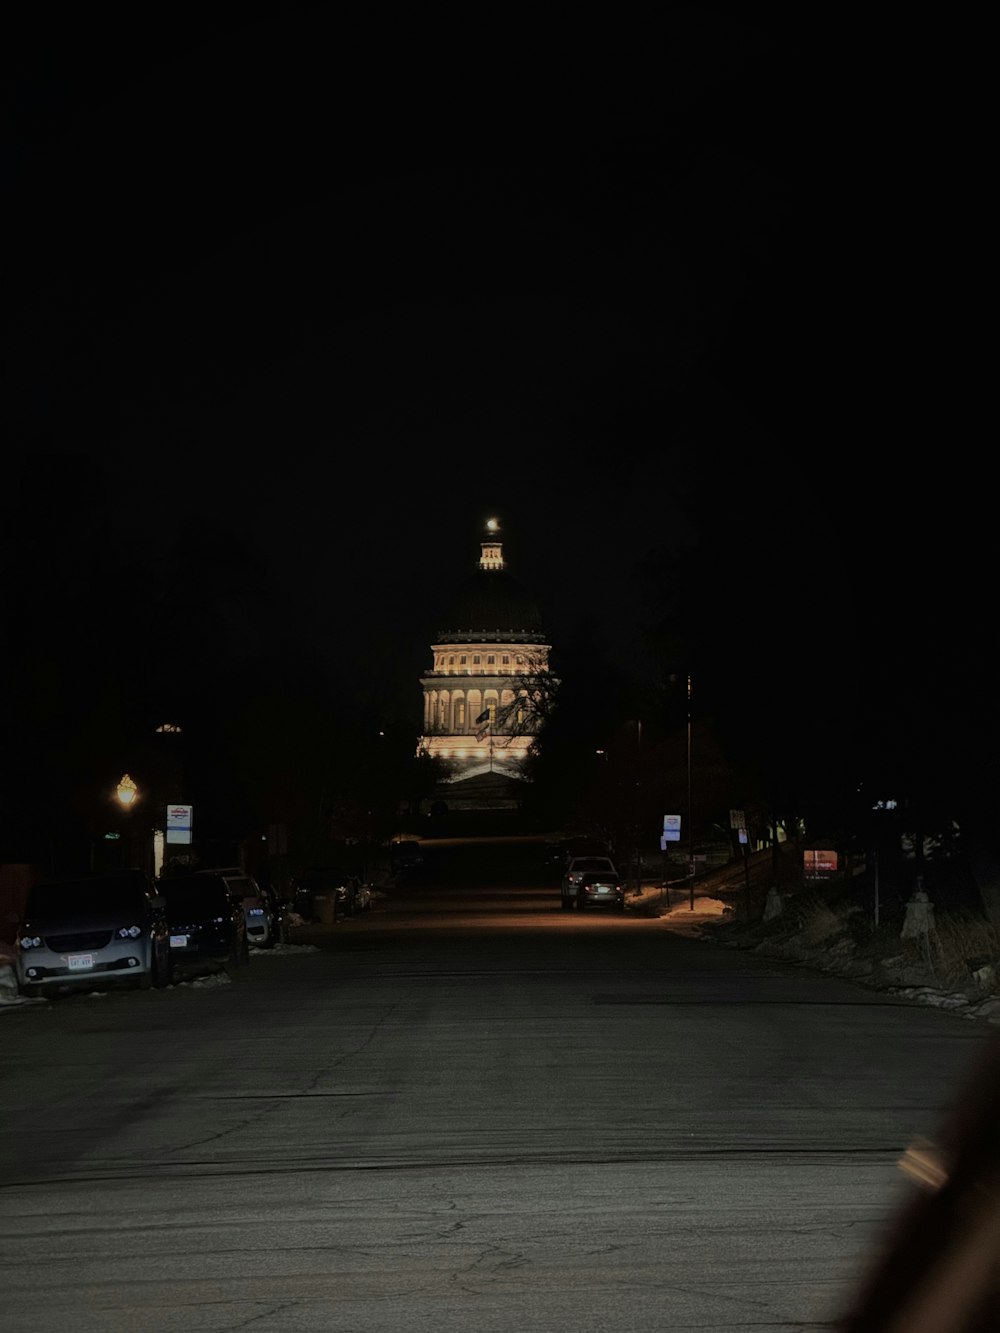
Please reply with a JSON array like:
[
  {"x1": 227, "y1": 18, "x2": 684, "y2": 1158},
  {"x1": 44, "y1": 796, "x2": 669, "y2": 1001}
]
[
  {"x1": 19, "y1": 935, "x2": 43, "y2": 949},
  {"x1": 117, "y1": 925, "x2": 143, "y2": 938}
]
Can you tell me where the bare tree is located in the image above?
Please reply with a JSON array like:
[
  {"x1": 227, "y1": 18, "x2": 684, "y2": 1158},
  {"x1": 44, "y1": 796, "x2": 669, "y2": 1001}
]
[{"x1": 492, "y1": 650, "x2": 560, "y2": 744}]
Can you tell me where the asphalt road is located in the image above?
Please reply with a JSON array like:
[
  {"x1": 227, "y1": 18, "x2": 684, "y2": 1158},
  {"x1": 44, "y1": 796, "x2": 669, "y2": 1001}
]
[{"x1": 0, "y1": 835, "x2": 991, "y2": 1331}]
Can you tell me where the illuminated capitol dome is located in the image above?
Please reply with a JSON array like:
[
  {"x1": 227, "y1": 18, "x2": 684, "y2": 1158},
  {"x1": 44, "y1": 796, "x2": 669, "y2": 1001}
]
[{"x1": 419, "y1": 519, "x2": 552, "y2": 802}]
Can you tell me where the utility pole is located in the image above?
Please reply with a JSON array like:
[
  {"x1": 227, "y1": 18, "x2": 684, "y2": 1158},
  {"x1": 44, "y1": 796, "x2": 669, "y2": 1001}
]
[
  {"x1": 687, "y1": 674, "x2": 694, "y2": 909},
  {"x1": 636, "y1": 718, "x2": 642, "y2": 891}
]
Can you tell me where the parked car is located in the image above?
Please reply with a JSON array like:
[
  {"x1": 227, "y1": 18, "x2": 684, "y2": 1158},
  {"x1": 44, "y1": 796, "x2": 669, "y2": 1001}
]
[
  {"x1": 14, "y1": 868, "x2": 171, "y2": 998},
  {"x1": 216, "y1": 867, "x2": 288, "y2": 948},
  {"x1": 574, "y1": 870, "x2": 625, "y2": 911},
  {"x1": 157, "y1": 871, "x2": 250, "y2": 976},
  {"x1": 292, "y1": 867, "x2": 364, "y2": 921},
  {"x1": 561, "y1": 855, "x2": 619, "y2": 909},
  {"x1": 390, "y1": 841, "x2": 424, "y2": 875}
]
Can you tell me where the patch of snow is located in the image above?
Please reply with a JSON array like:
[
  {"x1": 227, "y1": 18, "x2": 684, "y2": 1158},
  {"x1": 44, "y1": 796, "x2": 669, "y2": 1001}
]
[
  {"x1": 258, "y1": 943, "x2": 320, "y2": 954},
  {"x1": 176, "y1": 971, "x2": 232, "y2": 988}
]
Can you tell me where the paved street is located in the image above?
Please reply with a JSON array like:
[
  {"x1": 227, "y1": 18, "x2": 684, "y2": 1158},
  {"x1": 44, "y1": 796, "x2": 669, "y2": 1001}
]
[{"x1": 0, "y1": 837, "x2": 990, "y2": 1331}]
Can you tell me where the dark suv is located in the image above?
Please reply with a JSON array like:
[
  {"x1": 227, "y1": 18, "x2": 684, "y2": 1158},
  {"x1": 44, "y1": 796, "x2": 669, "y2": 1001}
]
[
  {"x1": 15, "y1": 869, "x2": 171, "y2": 998},
  {"x1": 157, "y1": 871, "x2": 250, "y2": 976},
  {"x1": 215, "y1": 867, "x2": 288, "y2": 949}
]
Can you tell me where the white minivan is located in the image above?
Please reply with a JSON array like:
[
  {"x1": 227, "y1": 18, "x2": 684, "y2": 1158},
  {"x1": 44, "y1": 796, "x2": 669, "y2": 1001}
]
[{"x1": 15, "y1": 869, "x2": 172, "y2": 997}]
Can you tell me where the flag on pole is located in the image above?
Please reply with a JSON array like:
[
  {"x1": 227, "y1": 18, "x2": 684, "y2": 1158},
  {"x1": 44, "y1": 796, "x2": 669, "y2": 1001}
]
[
  {"x1": 474, "y1": 726, "x2": 489, "y2": 741},
  {"x1": 475, "y1": 709, "x2": 490, "y2": 724}
]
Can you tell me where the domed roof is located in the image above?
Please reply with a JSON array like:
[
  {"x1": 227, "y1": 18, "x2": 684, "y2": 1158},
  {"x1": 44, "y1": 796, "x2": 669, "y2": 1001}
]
[{"x1": 436, "y1": 525, "x2": 547, "y2": 644}]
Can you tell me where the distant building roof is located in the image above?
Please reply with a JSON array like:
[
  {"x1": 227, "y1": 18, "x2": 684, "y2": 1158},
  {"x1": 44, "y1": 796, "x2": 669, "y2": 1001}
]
[{"x1": 435, "y1": 523, "x2": 547, "y2": 644}]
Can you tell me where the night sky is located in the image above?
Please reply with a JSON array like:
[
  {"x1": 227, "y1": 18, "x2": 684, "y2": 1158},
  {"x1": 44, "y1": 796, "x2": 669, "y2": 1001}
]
[{"x1": 2, "y1": 12, "x2": 990, "y2": 854}]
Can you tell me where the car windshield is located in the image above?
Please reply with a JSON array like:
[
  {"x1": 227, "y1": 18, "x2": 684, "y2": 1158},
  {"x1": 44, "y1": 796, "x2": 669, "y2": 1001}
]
[
  {"x1": 572, "y1": 858, "x2": 613, "y2": 872},
  {"x1": 159, "y1": 880, "x2": 227, "y2": 912},
  {"x1": 26, "y1": 877, "x2": 149, "y2": 916}
]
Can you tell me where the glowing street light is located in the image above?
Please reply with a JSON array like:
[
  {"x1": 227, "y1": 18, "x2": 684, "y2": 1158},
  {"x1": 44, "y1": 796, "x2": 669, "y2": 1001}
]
[{"x1": 115, "y1": 774, "x2": 138, "y2": 807}]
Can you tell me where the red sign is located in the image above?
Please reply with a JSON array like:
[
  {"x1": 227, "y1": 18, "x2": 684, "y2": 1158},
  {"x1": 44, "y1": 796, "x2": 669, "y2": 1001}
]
[{"x1": 804, "y1": 849, "x2": 838, "y2": 876}]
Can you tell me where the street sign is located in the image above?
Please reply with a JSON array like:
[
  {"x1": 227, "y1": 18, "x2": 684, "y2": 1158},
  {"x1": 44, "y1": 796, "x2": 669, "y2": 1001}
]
[
  {"x1": 662, "y1": 814, "x2": 681, "y2": 842},
  {"x1": 804, "y1": 848, "x2": 838, "y2": 879},
  {"x1": 730, "y1": 809, "x2": 746, "y2": 830},
  {"x1": 166, "y1": 803, "x2": 193, "y2": 845}
]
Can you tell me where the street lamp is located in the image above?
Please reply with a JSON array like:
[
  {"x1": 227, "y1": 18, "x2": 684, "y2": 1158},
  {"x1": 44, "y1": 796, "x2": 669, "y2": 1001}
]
[{"x1": 116, "y1": 774, "x2": 138, "y2": 808}]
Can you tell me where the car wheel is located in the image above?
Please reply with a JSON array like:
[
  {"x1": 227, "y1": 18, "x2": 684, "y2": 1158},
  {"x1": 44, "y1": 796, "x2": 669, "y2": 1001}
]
[
  {"x1": 561, "y1": 897, "x2": 572, "y2": 910},
  {"x1": 575, "y1": 894, "x2": 585, "y2": 910}
]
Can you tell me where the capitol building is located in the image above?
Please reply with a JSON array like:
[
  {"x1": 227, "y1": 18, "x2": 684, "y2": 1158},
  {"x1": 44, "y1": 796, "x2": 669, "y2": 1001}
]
[{"x1": 418, "y1": 520, "x2": 552, "y2": 811}]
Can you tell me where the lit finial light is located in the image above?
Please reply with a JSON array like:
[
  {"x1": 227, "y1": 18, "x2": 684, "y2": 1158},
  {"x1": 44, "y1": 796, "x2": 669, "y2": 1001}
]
[
  {"x1": 115, "y1": 774, "x2": 138, "y2": 807},
  {"x1": 486, "y1": 517, "x2": 499, "y2": 533}
]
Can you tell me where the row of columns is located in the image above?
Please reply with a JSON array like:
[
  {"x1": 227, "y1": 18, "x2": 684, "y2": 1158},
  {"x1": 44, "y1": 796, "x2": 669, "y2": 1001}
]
[{"x1": 423, "y1": 687, "x2": 524, "y2": 735}]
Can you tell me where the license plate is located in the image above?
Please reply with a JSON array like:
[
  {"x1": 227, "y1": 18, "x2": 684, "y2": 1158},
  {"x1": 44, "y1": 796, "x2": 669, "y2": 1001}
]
[
  {"x1": 170, "y1": 935, "x2": 189, "y2": 948},
  {"x1": 596, "y1": 886, "x2": 610, "y2": 894},
  {"x1": 67, "y1": 953, "x2": 94, "y2": 970}
]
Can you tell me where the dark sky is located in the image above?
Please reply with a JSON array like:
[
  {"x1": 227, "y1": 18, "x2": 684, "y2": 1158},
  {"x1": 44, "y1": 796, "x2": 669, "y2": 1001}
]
[{"x1": 2, "y1": 10, "x2": 987, "y2": 784}]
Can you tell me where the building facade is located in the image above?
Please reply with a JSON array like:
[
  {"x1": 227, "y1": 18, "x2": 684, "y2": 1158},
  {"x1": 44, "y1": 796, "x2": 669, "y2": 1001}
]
[{"x1": 418, "y1": 521, "x2": 551, "y2": 790}]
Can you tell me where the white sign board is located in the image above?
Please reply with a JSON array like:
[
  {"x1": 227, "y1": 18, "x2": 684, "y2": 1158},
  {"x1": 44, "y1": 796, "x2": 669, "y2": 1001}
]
[
  {"x1": 662, "y1": 814, "x2": 681, "y2": 842},
  {"x1": 166, "y1": 803, "x2": 193, "y2": 845}
]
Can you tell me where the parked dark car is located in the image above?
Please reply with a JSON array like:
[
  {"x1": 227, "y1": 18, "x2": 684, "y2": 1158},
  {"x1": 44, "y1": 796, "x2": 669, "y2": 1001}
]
[
  {"x1": 157, "y1": 871, "x2": 250, "y2": 976},
  {"x1": 216, "y1": 867, "x2": 288, "y2": 948},
  {"x1": 292, "y1": 867, "x2": 364, "y2": 921},
  {"x1": 390, "y1": 841, "x2": 424, "y2": 875},
  {"x1": 14, "y1": 868, "x2": 171, "y2": 998},
  {"x1": 574, "y1": 870, "x2": 625, "y2": 911}
]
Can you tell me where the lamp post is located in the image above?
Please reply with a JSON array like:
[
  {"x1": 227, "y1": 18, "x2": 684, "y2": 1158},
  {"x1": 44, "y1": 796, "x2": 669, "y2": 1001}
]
[
  {"x1": 115, "y1": 774, "x2": 138, "y2": 808},
  {"x1": 113, "y1": 774, "x2": 141, "y2": 872}
]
